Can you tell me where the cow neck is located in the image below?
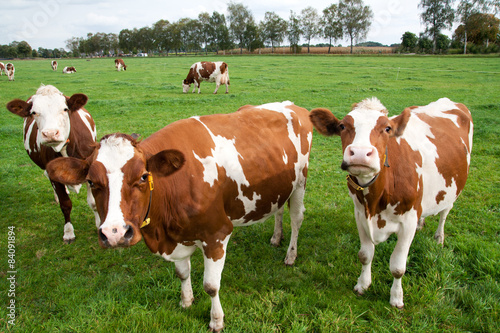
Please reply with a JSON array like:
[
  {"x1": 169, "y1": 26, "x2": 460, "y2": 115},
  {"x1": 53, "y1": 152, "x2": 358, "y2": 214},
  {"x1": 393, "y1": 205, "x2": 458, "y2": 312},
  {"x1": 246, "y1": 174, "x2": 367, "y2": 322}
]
[
  {"x1": 140, "y1": 173, "x2": 154, "y2": 229},
  {"x1": 347, "y1": 146, "x2": 390, "y2": 192}
]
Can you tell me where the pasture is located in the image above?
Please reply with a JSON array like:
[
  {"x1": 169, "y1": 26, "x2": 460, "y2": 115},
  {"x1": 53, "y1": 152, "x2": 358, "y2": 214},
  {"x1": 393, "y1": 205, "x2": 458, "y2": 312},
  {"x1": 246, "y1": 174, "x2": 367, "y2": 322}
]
[{"x1": 0, "y1": 55, "x2": 499, "y2": 332}]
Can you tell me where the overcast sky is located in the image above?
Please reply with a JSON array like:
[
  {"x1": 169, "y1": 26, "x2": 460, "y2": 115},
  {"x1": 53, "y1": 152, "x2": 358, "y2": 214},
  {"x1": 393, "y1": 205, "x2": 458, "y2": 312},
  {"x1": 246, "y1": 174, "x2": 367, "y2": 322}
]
[{"x1": 1, "y1": 0, "x2": 458, "y2": 50}]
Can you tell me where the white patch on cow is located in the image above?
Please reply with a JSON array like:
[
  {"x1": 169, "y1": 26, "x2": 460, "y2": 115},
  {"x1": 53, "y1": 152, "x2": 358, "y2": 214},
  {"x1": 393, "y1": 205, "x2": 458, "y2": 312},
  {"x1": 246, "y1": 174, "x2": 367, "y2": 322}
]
[
  {"x1": 23, "y1": 118, "x2": 36, "y2": 154},
  {"x1": 282, "y1": 149, "x2": 288, "y2": 164},
  {"x1": 97, "y1": 135, "x2": 135, "y2": 229},
  {"x1": 192, "y1": 116, "x2": 262, "y2": 217},
  {"x1": 77, "y1": 110, "x2": 97, "y2": 141},
  {"x1": 411, "y1": 98, "x2": 461, "y2": 127}
]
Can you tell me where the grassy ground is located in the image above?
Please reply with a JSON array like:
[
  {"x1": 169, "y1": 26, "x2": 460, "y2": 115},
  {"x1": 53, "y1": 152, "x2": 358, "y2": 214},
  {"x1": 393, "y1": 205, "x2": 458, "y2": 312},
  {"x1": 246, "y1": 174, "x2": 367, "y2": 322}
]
[{"x1": 0, "y1": 55, "x2": 499, "y2": 332}]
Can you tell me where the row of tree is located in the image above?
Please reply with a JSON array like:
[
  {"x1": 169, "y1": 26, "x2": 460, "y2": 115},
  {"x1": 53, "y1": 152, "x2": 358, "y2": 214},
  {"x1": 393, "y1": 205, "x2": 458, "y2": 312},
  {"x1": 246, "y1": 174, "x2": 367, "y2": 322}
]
[{"x1": 1, "y1": 0, "x2": 498, "y2": 59}]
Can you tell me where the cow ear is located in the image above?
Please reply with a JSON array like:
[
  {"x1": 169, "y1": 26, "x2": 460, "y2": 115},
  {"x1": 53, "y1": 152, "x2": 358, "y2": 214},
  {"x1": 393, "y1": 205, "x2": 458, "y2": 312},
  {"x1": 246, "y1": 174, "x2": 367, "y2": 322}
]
[
  {"x1": 6, "y1": 99, "x2": 32, "y2": 118},
  {"x1": 310, "y1": 108, "x2": 342, "y2": 136},
  {"x1": 66, "y1": 93, "x2": 88, "y2": 112},
  {"x1": 148, "y1": 150, "x2": 185, "y2": 177},
  {"x1": 46, "y1": 157, "x2": 90, "y2": 185},
  {"x1": 391, "y1": 107, "x2": 412, "y2": 137}
]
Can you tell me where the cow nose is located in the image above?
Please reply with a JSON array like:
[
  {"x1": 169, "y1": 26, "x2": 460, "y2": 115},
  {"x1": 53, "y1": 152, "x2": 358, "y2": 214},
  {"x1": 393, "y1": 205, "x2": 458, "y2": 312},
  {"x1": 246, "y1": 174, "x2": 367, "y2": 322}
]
[
  {"x1": 99, "y1": 224, "x2": 134, "y2": 247},
  {"x1": 41, "y1": 129, "x2": 60, "y2": 140},
  {"x1": 346, "y1": 146, "x2": 377, "y2": 164}
]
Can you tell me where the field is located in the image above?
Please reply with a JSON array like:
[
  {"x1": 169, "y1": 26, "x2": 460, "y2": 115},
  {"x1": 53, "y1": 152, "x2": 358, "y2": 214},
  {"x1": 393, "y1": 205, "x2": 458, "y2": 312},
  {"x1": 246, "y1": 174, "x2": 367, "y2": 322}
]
[{"x1": 0, "y1": 55, "x2": 499, "y2": 332}]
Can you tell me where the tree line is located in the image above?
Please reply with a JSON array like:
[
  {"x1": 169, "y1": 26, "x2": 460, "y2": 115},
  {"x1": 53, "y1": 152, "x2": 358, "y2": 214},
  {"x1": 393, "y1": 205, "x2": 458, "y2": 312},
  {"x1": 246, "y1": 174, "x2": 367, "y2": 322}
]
[{"x1": 0, "y1": 0, "x2": 499, "y2": 59}]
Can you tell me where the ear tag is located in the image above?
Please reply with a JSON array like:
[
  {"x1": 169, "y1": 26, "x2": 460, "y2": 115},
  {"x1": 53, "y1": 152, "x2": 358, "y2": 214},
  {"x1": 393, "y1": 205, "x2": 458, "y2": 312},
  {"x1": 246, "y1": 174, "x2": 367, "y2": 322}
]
[
  {"x1": 141, "y1": 218, "x2": 151, "y2": 229},
  {"x1": 148, "y1": 173, "x2": 154, "y2": 191}
]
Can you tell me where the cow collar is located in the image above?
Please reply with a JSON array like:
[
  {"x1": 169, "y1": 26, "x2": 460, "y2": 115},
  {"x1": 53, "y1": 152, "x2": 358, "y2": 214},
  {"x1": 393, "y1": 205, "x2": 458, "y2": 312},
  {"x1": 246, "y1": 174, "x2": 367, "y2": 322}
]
[
  {"x1": 140, "y1": 173, "x2": 154, "y2": 228},
  {"x1": 346, "y1": 147, "x2": 389, "y2": 191}
]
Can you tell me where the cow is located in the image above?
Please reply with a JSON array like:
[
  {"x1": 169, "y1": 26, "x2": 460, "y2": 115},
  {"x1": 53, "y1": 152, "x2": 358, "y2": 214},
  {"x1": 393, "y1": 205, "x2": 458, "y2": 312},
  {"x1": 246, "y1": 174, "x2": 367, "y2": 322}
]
[
  {"x1": 51, "y1": 60, "x2": 58, "y2": 71},
  {"x1": 46, "y1": 101, "x2": 313, "y2": 332},
  {"x1": 63, "y1": 66, "x2": 76, "y2": 74},
  {"x1": 309, "y1": 97, "x2": 473, "y2": 308},
  {"x1": 114, "y1": 58, "x2": 127, "y2": 71},
  {"x1": 5, "y1": 63, "x2": 15, "y2": 81},
  {"x1": 6, "y1": 84, "x2": 99, "y2": 243},
  {"x1": 182, "y1": 61, "x2": 230, "y2": 94},
  {"x1": 0, "y1": 62, "x2": 4, "y2": 75}
]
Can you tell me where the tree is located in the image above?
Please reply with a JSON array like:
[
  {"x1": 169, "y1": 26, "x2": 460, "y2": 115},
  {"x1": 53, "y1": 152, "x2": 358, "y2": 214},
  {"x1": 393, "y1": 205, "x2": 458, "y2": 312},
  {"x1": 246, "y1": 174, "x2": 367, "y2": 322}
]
[
  {"x1": 456, "y1": 0, "x2": 494, "y2": 54},
  {"x1": 198, "y1": 12, "x2": 211, "y2": 54},
  {"x1": 321, "y1": 4, "x2": 343, "y2": 53},
  {"x1": 227, "y1": 1, "x2": 254, "y2": 54},
  {"x1": 338, "y1": 0, "x2": 374, "y2": 54},
  {"x1": 153, "y1": 19, "x2": 171, "y2": 55},
  {"x1": 419, "y1": 0, "x2": 455, "y2": 54},
  {"x1": 243, "y1": 21, "x2": 263, "y2": 52},
  {"x1": 208, "y1": 11, "x2": 232, "y2": 54},
  {"x1": 65, "y1": 37, "x2": 80, "y2": 56},
  {"x1": 401, "y1": 31, "x2": 418, "y2": 52},
  {"x1": 454, "y1": 12, "x2": 500, "y2": 47},
  {"x1": 418, "y1": 32, "x2": 433, "y2": 52},
  {"x1": 300, "y1": 7, "x2": 320, "y2": 53},
  {"x1": 260, "y1": 11, "x2": 287, "y2": 53},
  {"x1": 288, "y1": 10, "x2": 303, "y2": 54},
  {"x1": 16, "y1": 41, "x2": 32, "y2": 58}
]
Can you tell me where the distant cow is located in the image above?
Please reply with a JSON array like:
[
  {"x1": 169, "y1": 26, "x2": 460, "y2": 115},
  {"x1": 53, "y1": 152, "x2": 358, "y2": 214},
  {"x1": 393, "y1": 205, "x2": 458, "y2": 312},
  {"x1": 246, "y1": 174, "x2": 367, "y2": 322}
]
[
  {"x1": 0, "y1": 62, "x2": 4, "y2": 75},
  {"x1": 114, "y1": 58, "x2": 126, "y2": 71},
  {"x1": 5, "y1": 63, "x2": 15, "y2": 81},
  {"x1": 51, "y1": 60, "x2": 58, "y2": 71},
  {"x1": 46, "y1": 101, "x2": 313, "y2": 331},
  {"x1": 6, "y1": 85, "x2": 99, "y2": 243},
  {"x1": 63, "y1": 66, "x2": 76, "y2": 74},
  {"x1": 183, "y1": 61, "x2": 230, "y2": 94},
  {"x1": 310, "y1": 97, "x2": 473, "y2": 308}
]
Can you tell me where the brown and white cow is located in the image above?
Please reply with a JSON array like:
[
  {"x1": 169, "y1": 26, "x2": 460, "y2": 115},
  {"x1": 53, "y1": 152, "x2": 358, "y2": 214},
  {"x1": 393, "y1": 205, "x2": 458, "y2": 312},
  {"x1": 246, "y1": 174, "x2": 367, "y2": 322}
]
[
  {"x1": 310, "y1": 97, "x2": 473, "y2": 308},
  {"x1": 6, "y1": 85, "x2": 99, "y2": 243},
  {"x1": 63, "y1": 66, "x2": 76, "y2": 74},
  {"x1": 183, "y1": 61, "x2": 230, "y2": 94},
  {"x1": 114, "y1": 58, "x2": 127, "y2": 71},
  {"x1": 46, "y1": 101, "x2": 313, "y2": 331},
  {"x1": 51, "y1": 60, "x2": 58, "y2": 71},
  {"x1": 0, "y1": 62, "x2": 5, "y2": 75},
  {"x1": 5, "y1": 63, "x2": 15, "y2": 81}
]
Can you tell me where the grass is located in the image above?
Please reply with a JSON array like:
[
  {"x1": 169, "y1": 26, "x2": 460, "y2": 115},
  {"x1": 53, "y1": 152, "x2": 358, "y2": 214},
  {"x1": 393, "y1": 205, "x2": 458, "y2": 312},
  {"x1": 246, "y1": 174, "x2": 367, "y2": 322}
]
[{"x1": 0, "y1": 55, "x2": 499, "y2": 332}]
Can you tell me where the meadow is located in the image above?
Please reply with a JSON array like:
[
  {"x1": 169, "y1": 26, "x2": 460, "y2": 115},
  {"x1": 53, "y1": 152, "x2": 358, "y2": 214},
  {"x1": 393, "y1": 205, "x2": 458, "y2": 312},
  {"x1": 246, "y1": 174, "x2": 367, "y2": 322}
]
[{"x1": 0, "y1": 55, "x2": 499, "y2": 332}]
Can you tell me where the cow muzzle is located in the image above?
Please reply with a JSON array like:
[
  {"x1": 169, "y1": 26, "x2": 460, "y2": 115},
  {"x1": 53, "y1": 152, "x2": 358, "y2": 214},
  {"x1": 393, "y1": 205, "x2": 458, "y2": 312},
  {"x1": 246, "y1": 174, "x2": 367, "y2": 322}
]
[
  {"x1": 41, "y1": 129, "x2": 64, "y2": 145},
  {"x1": 342, "y1": 146, "x2": 380, "y2": 176},
  {"x1": 99, "y1": 222, "x2": 138, "y2": 248}
]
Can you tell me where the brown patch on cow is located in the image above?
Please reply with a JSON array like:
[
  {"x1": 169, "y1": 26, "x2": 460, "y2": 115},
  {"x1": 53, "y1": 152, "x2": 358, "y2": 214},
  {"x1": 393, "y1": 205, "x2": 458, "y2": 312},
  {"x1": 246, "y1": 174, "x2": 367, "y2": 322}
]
[
  {"x1": 377, "y1": 215, "x2": 386, "y2": 229},
  {"x1": 435, "y1": 190, "x2": 446, "y2": 204},
  {"x1": 204, "y1": 282, "x2": 218, "y2": 297},
  {"x1": 358, "y1": 250, "x2": 370, "y2": 265},
  {"x1": 391, "y1": 269, "x2": 405, "y2": 279},
  {"x1": 199, "y1": 61, "x2": 216, "y2": 78}
]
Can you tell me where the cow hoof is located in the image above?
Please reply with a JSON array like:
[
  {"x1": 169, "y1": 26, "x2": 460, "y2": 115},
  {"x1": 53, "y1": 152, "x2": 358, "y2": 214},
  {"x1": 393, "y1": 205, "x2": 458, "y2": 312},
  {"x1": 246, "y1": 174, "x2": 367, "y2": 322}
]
[
  {"x1": 354, "y1": 285, "x2": 366, "y2": 296},
  {"x1": 64, "y1": 237, "x2": 75, "y2": 244}
]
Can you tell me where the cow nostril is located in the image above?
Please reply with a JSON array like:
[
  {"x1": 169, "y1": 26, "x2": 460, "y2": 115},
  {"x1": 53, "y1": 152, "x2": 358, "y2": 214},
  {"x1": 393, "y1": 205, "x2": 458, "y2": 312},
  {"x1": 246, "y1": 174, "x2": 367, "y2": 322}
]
[
  {"x1": 367, "y1": 151, "x2": 372, "y2": 157},
  {"x1": 99, "y1": 229, "x2": 108, "y2": 242},
  {"x1": 124, "y1": 225, "x2": 134, "y2": 240}
]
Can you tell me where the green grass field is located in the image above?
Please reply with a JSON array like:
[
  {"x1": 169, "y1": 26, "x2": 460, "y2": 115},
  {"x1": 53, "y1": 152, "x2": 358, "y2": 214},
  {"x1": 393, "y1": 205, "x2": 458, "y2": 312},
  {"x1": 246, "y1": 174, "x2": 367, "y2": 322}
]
[{"x1": 0, "y1": 55, "x2": 499, "y2": 332}]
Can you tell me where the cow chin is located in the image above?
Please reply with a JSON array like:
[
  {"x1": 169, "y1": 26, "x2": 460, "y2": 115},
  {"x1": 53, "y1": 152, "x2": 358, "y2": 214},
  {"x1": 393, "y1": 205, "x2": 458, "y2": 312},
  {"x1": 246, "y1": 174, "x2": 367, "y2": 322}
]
[
  {"x1": 42, "y1": 139, "x2": 67, "y2": 152},
  {"x1": 341, "y1": 161, "x2": 378, "y2": 177}
]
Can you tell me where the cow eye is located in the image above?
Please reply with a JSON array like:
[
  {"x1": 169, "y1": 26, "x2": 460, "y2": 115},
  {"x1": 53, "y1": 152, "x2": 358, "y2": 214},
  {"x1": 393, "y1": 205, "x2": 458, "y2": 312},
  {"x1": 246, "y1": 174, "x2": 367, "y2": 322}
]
[
  {"x1": 64, "y1": 108, "x2": 69, "y2": 112},
  {"x1": 30, "y1": 110, "x2": 37, "y2": 116},
  {"x1": 385, "y1": 126, "x2": 392, "y2": 133},
  {"x1": 87, "y1": 180, "x2": 95, "y2": 188},
  {"x1": 140, "y1": 173, "x2": 149, "y2": 182},
  {"x1": 339, "y1": 123, "x2": 345, "y2": 130}
]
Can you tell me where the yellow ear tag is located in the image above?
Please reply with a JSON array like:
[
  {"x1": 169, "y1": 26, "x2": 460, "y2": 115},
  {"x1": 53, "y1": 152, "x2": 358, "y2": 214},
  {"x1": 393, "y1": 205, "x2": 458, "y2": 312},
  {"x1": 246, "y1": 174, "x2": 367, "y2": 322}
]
[
  {"x1": 148, "y1": 173, "x2": 154, "y2": 191},
  {"x1": 141, "y1": 218, "x2": 151, "y2": 228}
]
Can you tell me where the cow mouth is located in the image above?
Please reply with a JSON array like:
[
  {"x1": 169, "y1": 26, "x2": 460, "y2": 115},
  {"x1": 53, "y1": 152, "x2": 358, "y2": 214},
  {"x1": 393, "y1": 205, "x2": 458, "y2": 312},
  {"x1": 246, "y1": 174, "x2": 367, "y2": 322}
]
[{"x1": 341, "y1": 161, "x2": 374, "y2": 175}]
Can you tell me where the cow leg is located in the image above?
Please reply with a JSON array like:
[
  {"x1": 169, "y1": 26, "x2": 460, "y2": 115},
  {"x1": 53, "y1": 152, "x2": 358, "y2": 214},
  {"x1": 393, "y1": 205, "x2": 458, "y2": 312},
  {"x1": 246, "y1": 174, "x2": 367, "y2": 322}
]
[
  {"x1": 354, "y1": 218, "x2": 375, "y2": 295},
  {"x1": 203, "y1": 234, "x2": 230, "y2": 332},
  {"x1": 435, "y1": 206, "x2": 452, "y2": 245},
  {"x1": 270, "y1": 206, "x2": 285, "y2": 247},
  {"x1": 175, "y1": 254, "x2": 196, "y2": 308},
  {"x1": 284, "y1": 186, "x2": 306, "y2": 266},
  {"x1": 52, "y1": 181, "x2": 75, "y2": 243},
  {"x1": 213, "y1": 84, "x2": 220, "y2": 94},
  {"x1": 86, "y1": 183, "x2": 101, "y2": 228},
  {"x1": 389, "y1": 219, "x2": 417, "y2": 308}
]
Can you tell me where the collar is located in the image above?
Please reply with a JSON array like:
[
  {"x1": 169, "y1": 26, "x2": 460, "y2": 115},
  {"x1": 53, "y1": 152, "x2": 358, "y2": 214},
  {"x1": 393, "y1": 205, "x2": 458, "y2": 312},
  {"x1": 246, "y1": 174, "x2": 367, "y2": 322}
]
[
  {"x1": 140, "y1": 173, "x2": 154, "y2": 228},
  {"x1": 346, "y1": 147, "x2": 389, "y2": 191}
]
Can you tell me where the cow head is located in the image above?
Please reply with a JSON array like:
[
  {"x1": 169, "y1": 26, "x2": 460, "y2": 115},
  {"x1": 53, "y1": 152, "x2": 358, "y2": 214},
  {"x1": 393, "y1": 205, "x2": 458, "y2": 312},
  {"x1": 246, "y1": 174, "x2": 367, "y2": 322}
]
[
  {"x1": 6, "y1": 85, "x2": 88, "y2": 152},
  {"x1": 310, "y1": 98, "x2": 411, "y2": 183},
  {"x1": 46, "y1": 133, "x2": 185, "y2": 248},
  {"x1": 182, "y1": 79, "x2": 191, "y2": 93}
]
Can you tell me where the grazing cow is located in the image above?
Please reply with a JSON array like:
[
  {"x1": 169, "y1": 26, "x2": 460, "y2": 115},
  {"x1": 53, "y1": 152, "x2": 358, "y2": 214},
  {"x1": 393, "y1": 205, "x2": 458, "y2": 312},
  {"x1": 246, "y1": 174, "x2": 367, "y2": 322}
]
[
  {"x1": 46, "y1": 101, "x2": 313, "y2": 331},
  {"x1": 183, "y1": 61, "x2": 230, "y2": 94},
  {"x1": 62, "y1": 66, "x2": 76, "y2": 74},
  {"x1": 51, "y1": 60, "x2": 58, "y2": 71},
  {"x1": 114, "y1": 58, "x2": 127, "y2": 71},
  {"x1": 5, "y1": 63, "x2": 15, "y2": 81},
  {"x1": 310, "y1": 97, "x2": 473, "y2": 308},
  {"x1": 6, "y1": 85, "x2": 99, "y2": 243},
  {"x1": 0, "y1": 62, "x2": 4, "y2": 75}
]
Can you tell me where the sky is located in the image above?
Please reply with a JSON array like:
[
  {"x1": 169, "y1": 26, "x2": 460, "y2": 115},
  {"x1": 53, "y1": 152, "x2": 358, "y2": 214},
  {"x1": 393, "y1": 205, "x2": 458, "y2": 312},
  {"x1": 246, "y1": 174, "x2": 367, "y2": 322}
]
[{"x1": 0, "y1": 0, "x2": 458, "y2": 51}]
